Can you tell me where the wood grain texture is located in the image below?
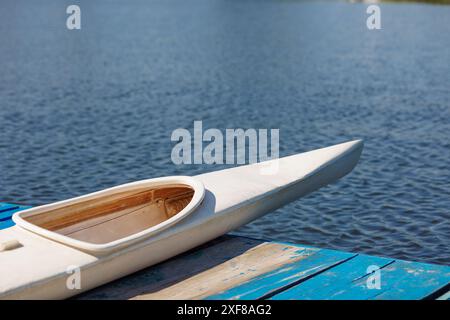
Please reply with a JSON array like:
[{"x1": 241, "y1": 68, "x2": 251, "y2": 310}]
[
  {"x1": 76, "y1": 236, "x2": 258, "y2": 299},
  {"x1": 24, "y1": 186, "x2": 193, "y2": 231},
  {"x1": 26, "y1": 190, "x2": 154, "y2": 230},
  {"x1": 77, "y1": 236, "x2": 316, "y2": 300},
  {"x1": 205, "y1": 247, "x2": 356, "y2": 300},
  {"x1": 133, "y1": 242, "x2": 315, "y2": 300},
  {"x1": 56, "y1": 203, "x2": 151, "y2": 236}
]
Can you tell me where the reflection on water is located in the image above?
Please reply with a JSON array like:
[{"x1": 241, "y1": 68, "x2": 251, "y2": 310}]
[{"x1": 0, "y1": 0, "x2": 449, "y2": 264}]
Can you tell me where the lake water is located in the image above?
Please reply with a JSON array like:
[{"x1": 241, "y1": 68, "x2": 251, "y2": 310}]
[{"x1": 0, "y1": 0, "x2": 449, "y2": 264}]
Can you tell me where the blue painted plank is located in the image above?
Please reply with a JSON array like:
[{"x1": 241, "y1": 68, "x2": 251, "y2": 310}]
[
  {"x1": 0, "y1": 203, "x2": 32, "y2": 229},
  {"x1": 0, "y1": 219, "x2": 16, "y2": 229},
  {"x1": 0, "y1": 210, "x2": 18, "y2": 221},
  {"x1": 0, "y1": 203, "x2": 18, "y2": 211},
  {"x1": 205, "y1": 249, "x2": 356, "y2": 300},
  {"x1": 0, "y1": 203, "x2": 19, "y2": 216},
  {"x1": 368, "y1": 260, "x2": 450, "y2": 300},
  {"x1": 282, "y1": 259, "x2": 450, "y2": 300},
  {"x1": 270, "y1": 254, "x2": 394, "y2": 300},
  {"x1": 0, "y1": 208, "x2": 21, "y2": 221}
]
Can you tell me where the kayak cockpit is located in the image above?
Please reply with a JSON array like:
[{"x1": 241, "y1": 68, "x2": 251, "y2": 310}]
[
  {"x1": 26, "y1": 185, "x2": 195, "y2": 244},
  {"x1": 12, "y1": 177, "x2": 205, "y2": 254}
]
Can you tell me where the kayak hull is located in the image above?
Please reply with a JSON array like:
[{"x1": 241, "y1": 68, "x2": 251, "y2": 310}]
[{"x1": 0, "y1": 140, "x2": 363, "y2": 299}]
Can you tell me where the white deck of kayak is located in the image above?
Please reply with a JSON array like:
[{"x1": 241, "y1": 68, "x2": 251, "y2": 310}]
[{"x1": 1, "y1": 202, "x2": 449, "y2": 300}]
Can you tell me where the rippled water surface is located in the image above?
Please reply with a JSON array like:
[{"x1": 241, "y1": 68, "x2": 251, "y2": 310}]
[{"x1": 0, "y1": 0, "x2": 449, "y2": 264}]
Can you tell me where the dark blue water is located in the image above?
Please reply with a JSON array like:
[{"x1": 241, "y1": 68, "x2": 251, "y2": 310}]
[{"x1": 0, "y1": 0, "x2": 449, "y2": 264}]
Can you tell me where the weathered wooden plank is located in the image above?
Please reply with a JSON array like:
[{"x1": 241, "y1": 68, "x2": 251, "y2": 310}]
[
  {"x1": 270, "y1": 254, "x2": 394, "y2": 300},
  {"x1": 78, "y1": 236, "x2": 318, "y2": 300},
  {"x1": 77, "y1": 236, "x2": 245, "y2": 299},
  {"x1": 135, "y1": 244, "x2": 317, "y2": 300},
  {"x1": 205, "y1": 249, "x2": 356, "y2": 300}
]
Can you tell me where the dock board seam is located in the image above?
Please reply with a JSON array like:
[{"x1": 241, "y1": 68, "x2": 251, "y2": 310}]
[
  {"x1": 351, "y1": 259, "x2": 396, "y2": 283},
  {"x1": 422, "y1": 282, "x2": 450, "y2": 300},
  {"x1": 257, "y1": 253, "x2": 359, "y2": 300}
]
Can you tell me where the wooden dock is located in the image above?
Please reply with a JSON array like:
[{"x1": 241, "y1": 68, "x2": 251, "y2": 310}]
[{"x1": 1, "y1": 202, "x2": 449, "y2": 300}]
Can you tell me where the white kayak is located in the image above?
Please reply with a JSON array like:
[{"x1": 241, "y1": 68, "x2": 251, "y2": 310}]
[{"x1": 0, "y1": 140, "x2": 363, "y2": 299}]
